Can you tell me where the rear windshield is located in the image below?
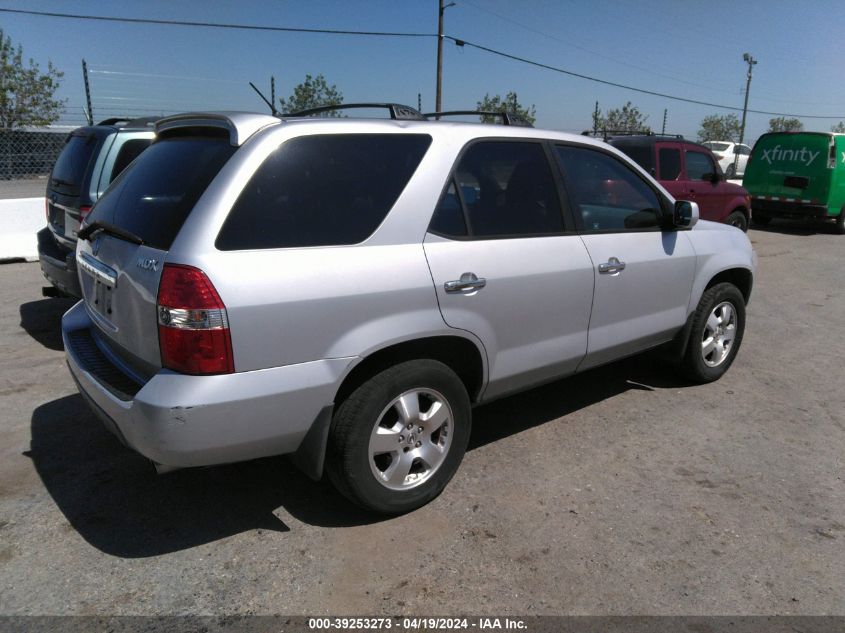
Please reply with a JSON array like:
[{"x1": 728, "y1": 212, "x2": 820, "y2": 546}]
[
  {"x1": 87, "y1": 136, "x2": 235, "y2": 250},
  {"x1": 216, "y1": 134, "x2": 432, "y2": 250},
  {"x1": 50, "y1": 133, "x2": 100, "y2": 193},
  {"x1": 706, "y1": 142, "x2": 730, "y2": 152}
]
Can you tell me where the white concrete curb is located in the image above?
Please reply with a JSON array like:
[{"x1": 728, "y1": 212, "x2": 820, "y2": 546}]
[{"x1": 0, "y1": 197, "x2": 45, "y2": 262}]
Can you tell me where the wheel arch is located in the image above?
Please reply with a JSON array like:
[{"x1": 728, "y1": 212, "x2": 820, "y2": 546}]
[
  {"x1": 291, "y1": 334, "x2": 487, "y2": 482},
  {"x1": 334, "y1": 335, "x2": 487, "y2": 408}
]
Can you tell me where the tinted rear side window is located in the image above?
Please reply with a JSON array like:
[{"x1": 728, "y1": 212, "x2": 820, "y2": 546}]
[
  {"x1": 216, "y1": 134, "x2": 432, "y2": 250},
  {"x1": 658, "y1": 148, "x2": 682, "y2": 180},
  {"x1": 110, "y1": 138, "x2": 152, "y2": 182},
  {"x1": 613, "y1": 143, "x2": 654, "y2": 174},
  {"x1": 88, "y1": 137, "x2": 236, "y2": 250},
  {"x1": 50, "y1": 133, "x2": 100, "y2": 193}
]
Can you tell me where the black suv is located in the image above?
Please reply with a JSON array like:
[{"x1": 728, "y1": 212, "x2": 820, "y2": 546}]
[{"x1": 38, "y1": 117, "x2": 158, "y2": 297}]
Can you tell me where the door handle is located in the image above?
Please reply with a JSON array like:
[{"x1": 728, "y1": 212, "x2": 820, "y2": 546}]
[
  {"x1": 598, "y1": 257, "x2": 626, "y2": 274},
  {"x1": 445, "y1": 272, "x2": 487, "y2": 293}
]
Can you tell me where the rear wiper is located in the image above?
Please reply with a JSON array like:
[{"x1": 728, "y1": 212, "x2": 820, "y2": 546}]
[
  {"x1": 51, "y1": 177, "x2": 75, "y2": 187},
  {"x1": 78, "y1": 220, "x2": 145, "y2": 245}
]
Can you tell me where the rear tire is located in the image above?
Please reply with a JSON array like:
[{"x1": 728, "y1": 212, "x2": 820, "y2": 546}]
[
  {"x1": 835, "y1": 210, "x2": 845, "y2": 235},
  {"x1": 680, "y1": 283, "x2": 746, "y2": 383},
  {"x1": 725, "y1": 164, "x2": 736, "y2": 179},
  {"x1": 726, "y1": 210, "x2": 748, "y2": 232},
  {"x1": 326, "y1": 359, "x2": 471, "y2": 514}
]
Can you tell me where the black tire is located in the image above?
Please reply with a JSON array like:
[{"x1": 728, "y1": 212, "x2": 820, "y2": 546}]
[
  {"x1": 726, "y1": 210, "x2": 748, "y2": 232},
  {"x1": 725, "y1": 163, "x2": 736, "y2": 179},
  {"x1": 326, "y1": 359, "x2": 471, "y2": 514},
  {"x1": 835, "y1": 210, "x2": 845, "y2": 235},
  {"x1": 752, "y1": 214, "x2": 771, "y2": 226},
  {"x1": 681, "y1": 283, "x2": 746, "y2": 383}
]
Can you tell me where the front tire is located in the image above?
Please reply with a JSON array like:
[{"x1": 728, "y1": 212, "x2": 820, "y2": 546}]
[
  {"x1": 326, "y1": 360, "x2": 471, "y2": 514},
  {"x1": 681, "y1": 283, "x2": 746, "y2": 383},
  {"x1": 725, "y1": 163, "x2": 736, "y2": 179},
  {"x1": 726, "y1": 210, "x2": 748, "y2": 232}
]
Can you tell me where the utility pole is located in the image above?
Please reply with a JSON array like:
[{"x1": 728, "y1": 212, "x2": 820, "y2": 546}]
[
  {"x1": 736, "y1": 52, "x2": 757, "y2": 174},
  {"x1": 435, "y1": 0, "x2": 455, "y2": 114}
]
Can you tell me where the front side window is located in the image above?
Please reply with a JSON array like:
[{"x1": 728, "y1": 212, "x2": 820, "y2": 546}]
[
  {"x1": 430, "y1": 141, "x2": 563, "y2": 238},
  {"x1": 556, "y1": 145, "x2": 663, "y2": 232},
  {"x1": 686, "y1": 150, "x2": 717, "y2": 181},
  {"x1": 217, "y1": 134, "x2": 431, "y2": 250}
]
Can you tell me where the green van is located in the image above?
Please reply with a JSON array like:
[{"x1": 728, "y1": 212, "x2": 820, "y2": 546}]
[{"x1": 743, "y1": 132, "x2": 845, "y2": 233}]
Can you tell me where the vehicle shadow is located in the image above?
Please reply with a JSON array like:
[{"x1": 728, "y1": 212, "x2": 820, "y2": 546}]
[
  {"x1": 749, "y1": 219, "x2": 839, "y2": 236},
  {"x1": 30, "y1": 355, "x2": 690, "y2": 558},
  {"x1": 19, "y1": 297, "x2": 77, "y2": 351}
]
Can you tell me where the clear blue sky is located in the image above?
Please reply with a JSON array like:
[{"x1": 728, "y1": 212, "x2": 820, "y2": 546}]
[{"x1": 3, "y1": 0, "x2": 844, "y2": 143}]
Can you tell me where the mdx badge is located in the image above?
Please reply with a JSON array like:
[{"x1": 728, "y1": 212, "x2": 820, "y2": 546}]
[{"x1": 137, "y1": 257, "x2": 159, "y2": 272}]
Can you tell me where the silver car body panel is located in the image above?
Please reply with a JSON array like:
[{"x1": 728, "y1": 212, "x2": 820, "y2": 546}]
[
  {"x1": 424, "y1": 232, "x2": 594, "y2": 399},
  {"x1": 64, "y1": 112, "x2": 756, "y2": 470}
]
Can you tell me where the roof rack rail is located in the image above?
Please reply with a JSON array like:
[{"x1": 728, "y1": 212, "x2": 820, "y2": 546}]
[
  {"x1": 424, "y1": 110, "x2": 534, "y2": 128},
  {"x1": 282, "y1": 103, "x2": 426, "y2": 121},
  {"x1": 581, "y1": 129, "x2": 684, "y2": 141}
]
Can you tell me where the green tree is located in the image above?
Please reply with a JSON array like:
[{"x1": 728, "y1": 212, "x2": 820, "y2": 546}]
[
  {"x1": 279, "y1": 74, "x2": 343, "y2": 115},
  {"x1": 831, "y1": 121, "x2": 845, "y2": 133},
  {"x1": 697, "y1": 114, "x2": 741, "y2": 142},
  {"x1": 593, "y1": 102, "x2": 651, "y2": 134},
  {"x1": 768, "y1": 116, "x2": 803, "y2": 133},
  {"x1": 476, "y1": 92, "x2": 536, "y2": 125},
  {"x1": 0, "y1": 29, "x2": 64, "y2": 129}
]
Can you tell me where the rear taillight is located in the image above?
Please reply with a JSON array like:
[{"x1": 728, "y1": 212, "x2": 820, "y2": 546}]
[
  {"x1": 156, "y1": 264, "x2": 234, "y2": 375},
  {"x1": 713, "y1": 153, "x2": 724, "y2": 160},
  {"x1": 78, "y1": 205, "x2": 92, "y2": 225}
]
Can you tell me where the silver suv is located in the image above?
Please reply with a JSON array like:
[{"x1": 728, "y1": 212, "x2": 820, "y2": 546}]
[{"x1": 63, "y1": 106, "x2": 756, "y2": 514}]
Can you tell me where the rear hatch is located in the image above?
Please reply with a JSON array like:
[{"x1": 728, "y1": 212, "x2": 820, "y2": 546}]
[
  {"x1": 743, "y1": 132, "x2": 833, "y2": 206},
  {"x1": 47, "y1": 129, "x2": 105, "y2": 245},
  {"x1": 76, "y1": 132, "x2": 236, "y2": 377}
]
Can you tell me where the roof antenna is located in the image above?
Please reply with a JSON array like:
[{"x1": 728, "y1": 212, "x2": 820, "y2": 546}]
[{"x1": 249, "y1": 80, "x2": 278, "y2": 116}]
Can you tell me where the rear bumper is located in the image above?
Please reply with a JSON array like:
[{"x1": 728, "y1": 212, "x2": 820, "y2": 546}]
[
  {"x1": 62, "y1": 301, "x2": 353, "y2": 468},
  {"x1": 37, "y1": 227, "x2": 81, "y2": 298},
  {"x1": 751, "y1": 198, "x2": 832, "y2": 219}
]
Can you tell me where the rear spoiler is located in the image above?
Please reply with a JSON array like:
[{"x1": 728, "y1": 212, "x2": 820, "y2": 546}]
[{"x1": 155, "y1": 112, "x2": 280, "y2": 146}]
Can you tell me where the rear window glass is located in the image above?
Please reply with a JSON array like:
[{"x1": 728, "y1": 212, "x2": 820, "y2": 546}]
[
  {"x1": 216, "y1": 134, "x2": 432, "y2": 250},
  {"x1": 50, "y1": 133, "x2": 100, "y2": 192},
  {"x1": 707, "y1": 142, "x2": 730, "y2": 152},
  {"x1": 87, "y1": 137, "x2": 235, "y2": 250}
]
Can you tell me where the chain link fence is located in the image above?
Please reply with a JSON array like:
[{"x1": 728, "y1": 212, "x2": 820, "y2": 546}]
[{"x1": 0, "y1": 129, "x2": 69, "y2": 181}]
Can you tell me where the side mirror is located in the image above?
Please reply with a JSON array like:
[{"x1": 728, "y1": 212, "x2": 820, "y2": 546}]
[{"x1": 674, "y1": 200, "x2": 699, "y2": 229}]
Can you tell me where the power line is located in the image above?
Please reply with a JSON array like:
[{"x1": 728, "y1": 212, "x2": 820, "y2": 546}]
[
  {"x1": 446, "y1": 36, "x2": 845, "y2": 119},
  {"x1": 0, "y1": 8, "x2": 437, "y2": 38},
  {"x1": 4, "y1": 6, "x2": 843, "y2": 120}
]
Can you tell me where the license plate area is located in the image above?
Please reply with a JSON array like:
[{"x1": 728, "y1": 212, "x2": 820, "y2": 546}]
[
  {"x1": 77, "y1": 252, "x2": 118, "y2": 321},
  {"x1": 92, "y1": 276, "x2": 114, "y2": 317}
]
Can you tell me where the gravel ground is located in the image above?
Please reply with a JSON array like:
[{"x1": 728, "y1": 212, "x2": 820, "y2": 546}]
[{"x1": 0, "y1": 221, "x2": 843, "y2": 616}]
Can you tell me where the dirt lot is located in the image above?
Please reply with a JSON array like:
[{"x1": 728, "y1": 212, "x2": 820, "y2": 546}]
[{"x1": 0, "y1": 223, "x2": 842, "y2": 616}]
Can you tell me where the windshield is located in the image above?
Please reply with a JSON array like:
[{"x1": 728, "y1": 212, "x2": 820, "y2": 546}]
[
  {"x1": 706, "y1": 143, "x2": 730, "y2": 152},
  {"x1": 50, "y1": 133, "x2": 100, "y2": 193},
  {"x1": 87, "y1": 136, "x2": 236, "y2": 250}
]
